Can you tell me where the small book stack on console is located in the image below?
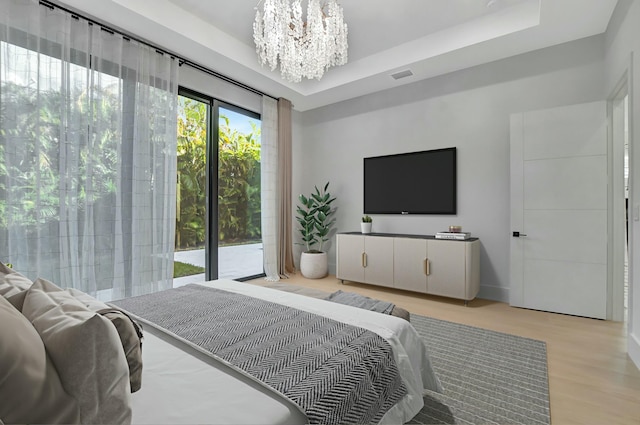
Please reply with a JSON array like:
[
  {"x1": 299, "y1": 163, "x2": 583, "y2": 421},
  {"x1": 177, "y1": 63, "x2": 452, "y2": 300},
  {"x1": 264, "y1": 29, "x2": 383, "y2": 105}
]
[
  {"x1": 436, "y1": 225, "x2": 471, "y2": 240},
  {"x1": 435, "y1": 231, "x2": 472, "y2": 240}
]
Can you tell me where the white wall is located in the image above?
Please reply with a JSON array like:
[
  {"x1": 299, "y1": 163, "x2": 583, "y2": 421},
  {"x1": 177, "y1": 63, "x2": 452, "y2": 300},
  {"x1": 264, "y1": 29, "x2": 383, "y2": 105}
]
[
  {"x1": 604, "y1": 0, "x2": 640, "y2": 369},
  {"x1": 294, "y1": 36, "x2": 605, "y2": 302}
]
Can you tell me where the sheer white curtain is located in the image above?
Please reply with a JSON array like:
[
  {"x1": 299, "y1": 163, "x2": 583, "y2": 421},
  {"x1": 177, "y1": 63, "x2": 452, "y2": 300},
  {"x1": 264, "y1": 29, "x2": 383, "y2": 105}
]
[
  {"x1": 261, "y1": 96, "x2": 279, "y2": 281},
  {"x1": 0, "y1": 0, "x2": 178, "y2": 300}
]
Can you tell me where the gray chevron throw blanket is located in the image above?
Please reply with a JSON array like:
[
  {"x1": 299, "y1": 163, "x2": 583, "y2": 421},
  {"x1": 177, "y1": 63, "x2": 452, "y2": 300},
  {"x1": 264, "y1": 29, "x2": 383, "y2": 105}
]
[{"x1": 112, "y1": 284, "x2": 407, "y2": 425}]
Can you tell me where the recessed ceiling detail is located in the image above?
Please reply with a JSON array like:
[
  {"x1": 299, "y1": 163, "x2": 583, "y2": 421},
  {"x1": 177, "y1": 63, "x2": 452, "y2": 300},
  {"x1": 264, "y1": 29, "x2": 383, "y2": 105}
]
[{"x1": 59, "y1": 0, "x2": 620, "y2": 111}]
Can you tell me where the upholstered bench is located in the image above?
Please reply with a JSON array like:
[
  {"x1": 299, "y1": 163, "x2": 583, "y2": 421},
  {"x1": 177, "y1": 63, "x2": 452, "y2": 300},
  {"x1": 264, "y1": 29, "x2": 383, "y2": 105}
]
[
  {"x1": 260, "y1": 282, "x2": 410, "y2": 322},
  {"x1": 386, "y1": 304, "x2": 411, "y2": 322},
  {"x1": 324, "y1": 290, "x2": 411, "y2": 322}
]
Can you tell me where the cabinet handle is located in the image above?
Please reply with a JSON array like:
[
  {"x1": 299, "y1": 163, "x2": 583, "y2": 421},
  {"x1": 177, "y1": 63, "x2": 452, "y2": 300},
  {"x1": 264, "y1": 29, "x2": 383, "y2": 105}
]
[
  {"x1": 362, "y1": 252, "x2": 367, "y2": 268},
  {"x1": 425, "y1": 258, "x2": 430, "y2": 276}
]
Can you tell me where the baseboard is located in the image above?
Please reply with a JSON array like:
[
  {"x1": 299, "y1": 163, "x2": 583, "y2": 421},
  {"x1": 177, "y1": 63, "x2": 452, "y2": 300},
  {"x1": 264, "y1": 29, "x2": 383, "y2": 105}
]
[
  {"x1": 629, "y1": 332, "x2": 640, "y2": 370},
  {"x1": 477, "y1": 285, "x2": 510, "y2": 303}
]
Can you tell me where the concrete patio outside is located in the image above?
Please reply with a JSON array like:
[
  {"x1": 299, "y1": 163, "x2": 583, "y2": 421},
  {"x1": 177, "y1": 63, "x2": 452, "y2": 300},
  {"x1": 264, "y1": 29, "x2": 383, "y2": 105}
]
[{"x1": 173, "y1": 242, "x2": 263, "y2": 287}]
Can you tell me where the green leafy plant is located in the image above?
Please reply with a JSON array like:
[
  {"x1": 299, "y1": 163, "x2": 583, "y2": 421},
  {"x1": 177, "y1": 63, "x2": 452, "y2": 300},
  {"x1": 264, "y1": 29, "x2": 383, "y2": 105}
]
[
  {"x1": 217, "y1": 115, "x2": 261, "y2": 244},
  {"x1": 176, "y1": 97, "x2": 208, "y2": 249},
  {"x1": 176, "y1": 98, "x2": 262, "y2": 249},
  {"x1": 296, "y1": 182, "x2": 336, "y2": 253},
  {"x1": 362, "y1": 215, "x2": 372, "y2": 223},
  {"x1": 0, "y1": 80, "x2": 120, "y2": 231}
]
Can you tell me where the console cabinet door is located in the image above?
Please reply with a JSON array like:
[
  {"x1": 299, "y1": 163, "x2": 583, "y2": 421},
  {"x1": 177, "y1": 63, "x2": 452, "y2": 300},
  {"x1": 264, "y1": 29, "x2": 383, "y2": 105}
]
[
  {"x1": 426, "y1": 240, "x2": 467, "y2": 299},
  {"x1": 363, "y1": 236, "x2": 394, "y2": 288},
  {"x1": 394, "y1": 238, "x2": 427, "y2": 292},
  {"x1": 336, "y1": 234, "x2": 365, "y2": 283}
]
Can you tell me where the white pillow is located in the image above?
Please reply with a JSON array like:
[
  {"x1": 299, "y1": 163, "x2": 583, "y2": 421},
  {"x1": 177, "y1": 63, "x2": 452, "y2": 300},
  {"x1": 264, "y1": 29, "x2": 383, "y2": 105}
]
[
  {"x1": 67, "y1": 287, "x2": 111, "y2": 311},
  {"x1": 22, "y1": 278, "x2": 132, "y2": 424},
  {"x1": 0, "y1": 296, "x2": 80, "y2": 424}
]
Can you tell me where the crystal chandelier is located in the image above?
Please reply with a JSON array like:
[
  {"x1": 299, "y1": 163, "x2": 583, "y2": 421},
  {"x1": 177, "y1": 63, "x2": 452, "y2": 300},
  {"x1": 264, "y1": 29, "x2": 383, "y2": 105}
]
[{"x1": 253, "y1": 0, "x2": 348, "y2": 83}]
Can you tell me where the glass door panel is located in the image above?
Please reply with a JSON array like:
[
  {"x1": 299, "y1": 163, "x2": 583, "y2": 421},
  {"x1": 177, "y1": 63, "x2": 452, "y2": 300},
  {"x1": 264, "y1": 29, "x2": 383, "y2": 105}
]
[
  {"x1": 174, "y1": 93, "x2": 264, "y2": 285},
  {"x1": 217, "y1": 104, "x2": 264, "y2": 280},
  {"x1": 174, "y1": 94, "x2": 207, "y2": 286}
]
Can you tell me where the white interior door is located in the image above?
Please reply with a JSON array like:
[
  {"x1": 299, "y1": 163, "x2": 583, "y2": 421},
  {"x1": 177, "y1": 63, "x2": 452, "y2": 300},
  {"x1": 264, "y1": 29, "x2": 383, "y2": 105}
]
[{"x1": 510, "y1": 101, "x2": 608, "y2": 319}]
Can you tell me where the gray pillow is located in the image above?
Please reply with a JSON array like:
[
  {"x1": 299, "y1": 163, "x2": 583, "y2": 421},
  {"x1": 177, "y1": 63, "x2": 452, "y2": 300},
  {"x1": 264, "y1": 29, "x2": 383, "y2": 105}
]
[
  {"x1": 97, "y1": 308, "x2": 144, "y2": 392},
  {"x1": 6, "y1": 289, "x2": 28, "y2": 311},
  {"x1": 68, "y1": 288, "x2": 144, "y2": 393},
  {"x1": 22, "y1": 278, "x2": 132, "y2": 424},
  {"x1": 0, "y1": 262, "x2": 32, "y2": 306},
  {"x1": 0, "y1": 296, "x2": 80, "y2": 424}
]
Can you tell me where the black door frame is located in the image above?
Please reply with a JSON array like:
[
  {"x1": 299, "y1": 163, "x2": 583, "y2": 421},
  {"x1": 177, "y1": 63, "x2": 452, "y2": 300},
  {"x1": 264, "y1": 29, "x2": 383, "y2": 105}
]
[{"x1": 178, "y1": 88, "x2": 264, "y2": 281}]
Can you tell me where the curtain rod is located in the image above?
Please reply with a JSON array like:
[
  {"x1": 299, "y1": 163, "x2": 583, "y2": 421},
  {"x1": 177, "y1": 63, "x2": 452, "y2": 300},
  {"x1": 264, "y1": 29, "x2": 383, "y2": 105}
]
[{"x1": 40, "y1": 0, "x2": 278, "y2": 101}]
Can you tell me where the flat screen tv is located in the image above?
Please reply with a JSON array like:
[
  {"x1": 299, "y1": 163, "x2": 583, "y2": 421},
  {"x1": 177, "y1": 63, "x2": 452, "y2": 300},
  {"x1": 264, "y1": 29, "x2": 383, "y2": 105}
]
[{"x1": 364, "y1": 147, "x2": 456, "y2": 215}]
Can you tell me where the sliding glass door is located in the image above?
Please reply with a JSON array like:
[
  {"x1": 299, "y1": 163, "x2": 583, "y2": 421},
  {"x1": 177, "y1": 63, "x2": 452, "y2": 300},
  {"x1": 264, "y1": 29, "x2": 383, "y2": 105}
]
[
  {"x1": 217, "y1": 104, "x2": 264, "y2": 280},
  {"x1": 175, "y1": 94, "x2": 208, "y2": 284},
  {"x1": 174, "y1": 90, "x2": 263, "y2": 285}
]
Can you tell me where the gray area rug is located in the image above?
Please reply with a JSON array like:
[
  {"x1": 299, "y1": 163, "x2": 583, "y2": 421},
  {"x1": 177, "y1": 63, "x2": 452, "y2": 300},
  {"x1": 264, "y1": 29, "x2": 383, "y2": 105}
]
[
  {"x1": 255, "y1": 282, "x2": 550, "y2": 424},
  {"x1": 409, "y1": 314, "x2": 551, "y2": 425}
]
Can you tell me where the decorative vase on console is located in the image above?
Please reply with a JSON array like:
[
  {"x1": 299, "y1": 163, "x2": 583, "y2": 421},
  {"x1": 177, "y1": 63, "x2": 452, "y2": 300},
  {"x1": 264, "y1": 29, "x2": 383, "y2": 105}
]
[{"x1": 361, "y1": 215, "x2": 372, "y2": 234}]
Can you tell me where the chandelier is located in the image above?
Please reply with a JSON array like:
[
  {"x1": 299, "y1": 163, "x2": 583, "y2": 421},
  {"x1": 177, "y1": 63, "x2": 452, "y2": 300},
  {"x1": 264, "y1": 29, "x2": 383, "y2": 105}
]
[{"x1": 253, "y1": 0, "x2": 348, "y2": 83}]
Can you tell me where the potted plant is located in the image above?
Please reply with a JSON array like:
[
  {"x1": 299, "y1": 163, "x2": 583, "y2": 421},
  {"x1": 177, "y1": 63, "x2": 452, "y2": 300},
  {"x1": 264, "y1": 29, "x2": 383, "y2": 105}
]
[
  {"x1": 361, "y1": 215, "x2": 372, "y2": 234},
  {"x1": 296, "y1": 182, "x2": 336, "y2": 279}
]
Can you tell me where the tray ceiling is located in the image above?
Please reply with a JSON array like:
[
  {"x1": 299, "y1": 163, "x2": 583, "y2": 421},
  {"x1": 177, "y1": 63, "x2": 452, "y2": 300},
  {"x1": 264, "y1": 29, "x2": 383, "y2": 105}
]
[{"x1": 59, "y1": 0, "x2": 619, "y2": 110}]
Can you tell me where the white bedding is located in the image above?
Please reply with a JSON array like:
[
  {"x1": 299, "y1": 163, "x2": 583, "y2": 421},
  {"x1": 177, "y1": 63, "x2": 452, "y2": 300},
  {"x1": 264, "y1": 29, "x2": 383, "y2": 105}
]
[
  {"x1": 131, "y1": 279, "x2": 441, "y2": 424},
  {"x1": 131, "y1": 323, "x2": 307, "y2": 425}
]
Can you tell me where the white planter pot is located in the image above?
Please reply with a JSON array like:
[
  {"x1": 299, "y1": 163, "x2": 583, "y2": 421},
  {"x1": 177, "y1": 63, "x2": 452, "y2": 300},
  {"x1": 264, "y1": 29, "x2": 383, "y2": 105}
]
[
  {"x1": 361, "y1": 222, "x2": 372, "y2": 234},
  {"x1": 300, "y1": 251, "x2": 328, "y2": 279}
]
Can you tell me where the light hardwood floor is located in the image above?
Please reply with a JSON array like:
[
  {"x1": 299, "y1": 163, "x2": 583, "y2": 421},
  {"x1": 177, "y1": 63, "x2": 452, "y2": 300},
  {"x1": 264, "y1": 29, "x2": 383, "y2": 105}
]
[{"x1": 247, "y1": 273, "x2": 640, "y2": 425}]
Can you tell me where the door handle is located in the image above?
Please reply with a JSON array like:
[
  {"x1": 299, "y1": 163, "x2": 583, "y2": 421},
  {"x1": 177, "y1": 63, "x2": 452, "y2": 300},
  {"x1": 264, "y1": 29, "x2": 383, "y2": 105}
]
[
  {"x1": 362, "y1": 252, "x2": 367, "y2": 268},
  {"x1": 512, "y1": 231, "x2": 527, "y2": 237},
  {"x1": 424, "y1": 258, "x2": 430, "y2": 276}
]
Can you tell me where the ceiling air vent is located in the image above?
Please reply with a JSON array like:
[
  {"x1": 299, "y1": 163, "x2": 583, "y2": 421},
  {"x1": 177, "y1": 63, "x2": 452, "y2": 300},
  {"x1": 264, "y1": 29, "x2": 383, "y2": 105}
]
[{"x1": 391, "y1": 70, "x2": 413, "y2": 80}]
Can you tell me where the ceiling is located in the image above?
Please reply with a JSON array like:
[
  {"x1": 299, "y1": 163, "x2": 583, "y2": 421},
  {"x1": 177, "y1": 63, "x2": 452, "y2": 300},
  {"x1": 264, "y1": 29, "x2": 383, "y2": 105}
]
[{"x1": 59, "y1": 0, "x2": 619, "y2": 111}]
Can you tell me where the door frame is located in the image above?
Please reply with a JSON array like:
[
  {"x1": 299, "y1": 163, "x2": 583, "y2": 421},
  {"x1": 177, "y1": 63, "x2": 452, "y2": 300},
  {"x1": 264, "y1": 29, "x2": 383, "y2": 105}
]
[
  {"x1": 178, "y1": 87, "x2": 218, "y2": 280},
  {"x1": 215, "y1": 100, "x2": 264, "y2": 282},
  {"x1": 609, "y1": 68, "x2": 632, "y2": 322},
  {"x1": 177, "y1": 89, "x2": 265, "y2": 281}
]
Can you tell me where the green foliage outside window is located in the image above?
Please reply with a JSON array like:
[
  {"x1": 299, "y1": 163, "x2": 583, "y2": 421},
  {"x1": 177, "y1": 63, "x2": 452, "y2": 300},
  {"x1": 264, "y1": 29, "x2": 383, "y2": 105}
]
[
  {"x1": 0, "y1": 79, "x2": 120, "y2": 232},
  {"x1": 176, "y1": 98, "x2": 208, "y2": 248},
  {"x1": 0, "y1": 85, "x2": 261, "y2": 253},
  {"x1": 217, "y1": 115, "x2": 261, "y2": 245},
  {"x1": 176, "y1": 99, "x2": 261, "y2": 250}
]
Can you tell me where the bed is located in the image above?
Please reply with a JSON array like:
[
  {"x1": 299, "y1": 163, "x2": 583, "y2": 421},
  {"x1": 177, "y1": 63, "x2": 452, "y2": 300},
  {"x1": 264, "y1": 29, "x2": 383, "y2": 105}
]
[
  {"x1": 119, "y1": 279, "x2": 442, "y2": 425},
  {"x1": 1, "y1": 263, "x2": 441, "y2": 425}
]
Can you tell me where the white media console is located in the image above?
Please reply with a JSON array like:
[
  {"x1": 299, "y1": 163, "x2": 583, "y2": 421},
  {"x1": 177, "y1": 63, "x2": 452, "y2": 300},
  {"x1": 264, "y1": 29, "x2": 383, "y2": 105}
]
[{"x1": 336, "y1": 232, "x2": 480, "y2": 304}]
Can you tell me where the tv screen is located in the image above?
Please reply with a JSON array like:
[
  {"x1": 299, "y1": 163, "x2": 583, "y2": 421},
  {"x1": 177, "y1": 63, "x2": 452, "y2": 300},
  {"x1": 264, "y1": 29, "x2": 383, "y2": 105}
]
[{"x1": 364, "y1": 147, "x2": 456, "y2": 215}]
